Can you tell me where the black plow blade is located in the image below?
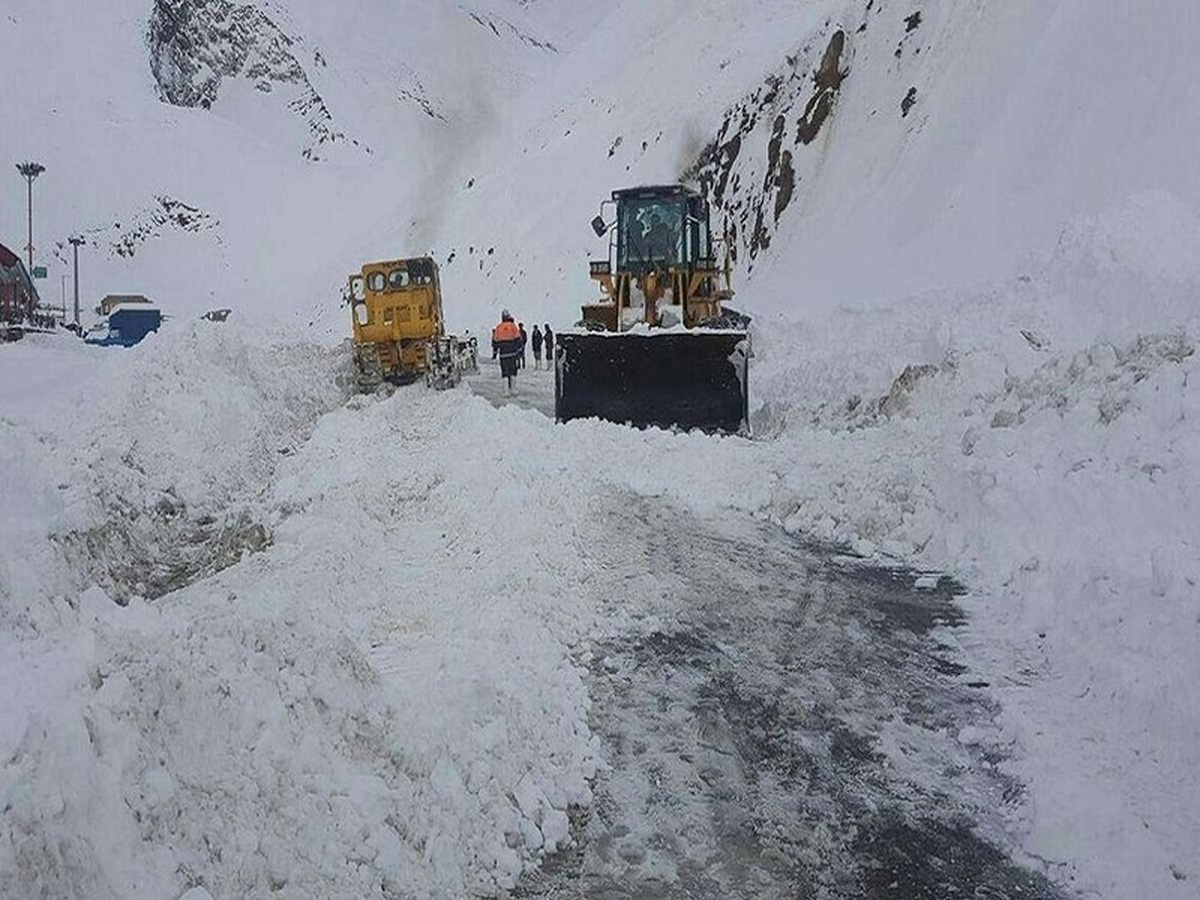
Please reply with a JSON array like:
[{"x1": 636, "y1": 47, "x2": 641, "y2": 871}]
[{"x1": 554, "y1": 330, "x2": 750, "y2": 434}]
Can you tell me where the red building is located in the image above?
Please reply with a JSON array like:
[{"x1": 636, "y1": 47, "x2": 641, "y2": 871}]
[{"x1": 0, "y1": 243, "x2": 40, "y2": 324}]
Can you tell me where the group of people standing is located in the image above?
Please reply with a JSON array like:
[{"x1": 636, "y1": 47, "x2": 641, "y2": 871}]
[{"x1": 491, "y1": 311, "x2": 555, "y2": 394}]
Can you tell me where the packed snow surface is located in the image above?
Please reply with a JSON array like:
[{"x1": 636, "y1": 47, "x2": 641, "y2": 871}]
[{"x1": 3, "y1": 0, "x2": 1200, "y2": 898}]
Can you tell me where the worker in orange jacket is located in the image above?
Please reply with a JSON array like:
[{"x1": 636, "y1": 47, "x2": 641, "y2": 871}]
[{"x1": 492, "y1": 309, "x2": 523, "y2": 395}]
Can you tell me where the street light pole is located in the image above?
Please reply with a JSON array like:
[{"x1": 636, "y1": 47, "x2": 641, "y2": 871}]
[
  {"x1": 69, "y1": 236, "x2": 84, "y2": 329},
  {"x1": 15, "y1": 162, "x2": 46, "y2": 271}
]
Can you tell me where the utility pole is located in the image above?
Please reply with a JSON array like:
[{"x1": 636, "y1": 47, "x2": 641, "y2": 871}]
[
  {"x1": 61, "y1": 273, "x2": 67, "y2": 320},
  {"x1": 69, "y1": 236, "x2": 84, "y2": 328},
  {"x1": 15, "y1": 162, "x2": 46, "y2": 271}
]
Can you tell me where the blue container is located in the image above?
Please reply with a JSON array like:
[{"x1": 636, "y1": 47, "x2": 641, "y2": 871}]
[{"x1": 85, "y1": 305, "x2": 162, "y2": 347}]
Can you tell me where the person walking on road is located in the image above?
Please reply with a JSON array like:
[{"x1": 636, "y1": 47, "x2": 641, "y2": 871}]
[
  {"x1": 531, "y1": 325, "x2": 544, "y2": 370},
  {"x1": 492, "y1": 310, "x2": 523, "y2": 394},
  {"x1": 543, "y1": 324, "x2": 554, "y2": 369},
  {"x1": 518, "y1": 322, "x2": 528, "y2": 369}
]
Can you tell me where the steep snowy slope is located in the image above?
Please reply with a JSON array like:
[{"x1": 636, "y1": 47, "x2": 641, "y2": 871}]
[
  {"x1": 6, "y1": 0, "x2": 1198, "y2": 332},
  {"x1": 745, "y1": 0, "x2": 1200, "y2": 309},
  {"x1": 421, "y1": 0, "x2": 1200, "y2": 328}
]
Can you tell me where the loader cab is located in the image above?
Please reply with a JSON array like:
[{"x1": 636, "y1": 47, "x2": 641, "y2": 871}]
[
  {"x1": 585, "y1": 184, "x2": 728, "y2": 331},
  {"x1": 609, "y1": 185, "x2": 712, "y2": 275}
]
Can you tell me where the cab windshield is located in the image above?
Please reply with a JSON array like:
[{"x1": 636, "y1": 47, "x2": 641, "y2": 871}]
[{"x1": 618, "y1": 197, "x2": 684, "y2": 270}]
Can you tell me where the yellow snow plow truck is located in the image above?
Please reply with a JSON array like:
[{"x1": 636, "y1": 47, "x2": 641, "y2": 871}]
[
  {"x1": 347, "y1": 256, "x2": 477, "y2": 390},
  {"x1": 554, "y1": 184, "x2": 750, "y2": 433}
]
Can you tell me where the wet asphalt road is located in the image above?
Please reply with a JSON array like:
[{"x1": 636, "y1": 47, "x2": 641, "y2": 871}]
[
  {"x1": 468, "y1": 372, "x2": 1066, "y2": 899},
  {"x1": 466, "y1": 358, "x2": 557, "y2": 417},
  {"x1": 512, "y1": 498, "x2": 1064, "y2": 900}
]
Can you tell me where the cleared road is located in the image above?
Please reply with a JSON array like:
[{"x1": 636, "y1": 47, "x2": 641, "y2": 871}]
[
  {"x1": 466, "y1": 357, "x2": 557, "y2": 418},
  {"x1": 509, "y1": 497, "x2": 1063, "y2": 899},
  {"x1": 467, "y1": 363, "x2": 1064, "y2": 898}
]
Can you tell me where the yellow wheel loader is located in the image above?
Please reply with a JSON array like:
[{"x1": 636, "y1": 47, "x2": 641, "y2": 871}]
[
  {"x1": 347, "y1": 256, "x2": 475, "y2": 390},
  {"x1": 554, "y1": 184, "x2": 750, "y2": 433}
]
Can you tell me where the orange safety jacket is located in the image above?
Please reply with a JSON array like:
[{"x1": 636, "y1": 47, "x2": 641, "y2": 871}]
[
  {"x1": 492, "y1": 320, "x2": 523, "y2": 358},
  {"x1": 493, "y1": 320, "x2": 520, "y2": 341}
]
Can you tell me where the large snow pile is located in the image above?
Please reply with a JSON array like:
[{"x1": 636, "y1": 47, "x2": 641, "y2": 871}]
[
  {"x1": 0, "y1": 330, "x2": 777, "y2": 898},
  {"x1": 748, "y1": 190, "x2": 1200, "y2": 897},
  {"x1": 0, "y1": 331, "x2": 602, "y2": 897}
]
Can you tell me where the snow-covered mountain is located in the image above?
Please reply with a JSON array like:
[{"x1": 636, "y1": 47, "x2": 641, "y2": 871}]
[
  {"x1": 3, "y1": 2, "x2": 1199, "y2": 899},
  {"x1": 1, "y1": 0, "x2": 561, "y2": 322},
  {"x1": 8, "y1": 0, "x2": 1195, "y2": 332}
]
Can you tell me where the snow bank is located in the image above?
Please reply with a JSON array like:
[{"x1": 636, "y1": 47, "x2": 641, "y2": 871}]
[
  {"x1": 0, "y1": 328, "x2": 603, "y2": 898},
  {"x1": 0, "y1": 325, "x2": 344, "y2": 895},
  {"x1": 742, "y1": 193, "x2": 1200, "y2": 898}
]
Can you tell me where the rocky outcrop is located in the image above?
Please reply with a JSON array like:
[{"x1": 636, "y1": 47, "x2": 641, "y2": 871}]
[
  {"x1": 685, "y1": 3, "x2": 935, "y2": 273},
  {"x1": 147, "y1": 0, "x2": 352, "y2": 160},
  {"x1": 53, "y1": 196, "x2": 219, "y2": 263},
  {"x1": 686, "y1": 27, "x2": 850, "y2": 270},
  {"x1": 467, "y1": 10, "x2": 557, "y2": 52}
]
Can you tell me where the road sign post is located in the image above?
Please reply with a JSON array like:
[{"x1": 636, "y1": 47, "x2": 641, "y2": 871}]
[{"x1": 69, "y1": 237, "x2": 84, "y2": 328}]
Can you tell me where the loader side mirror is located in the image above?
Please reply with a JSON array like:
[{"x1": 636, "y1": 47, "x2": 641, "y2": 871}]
[{"x1": 591, "y1": 215, "x2": 608, "y2": 238}]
